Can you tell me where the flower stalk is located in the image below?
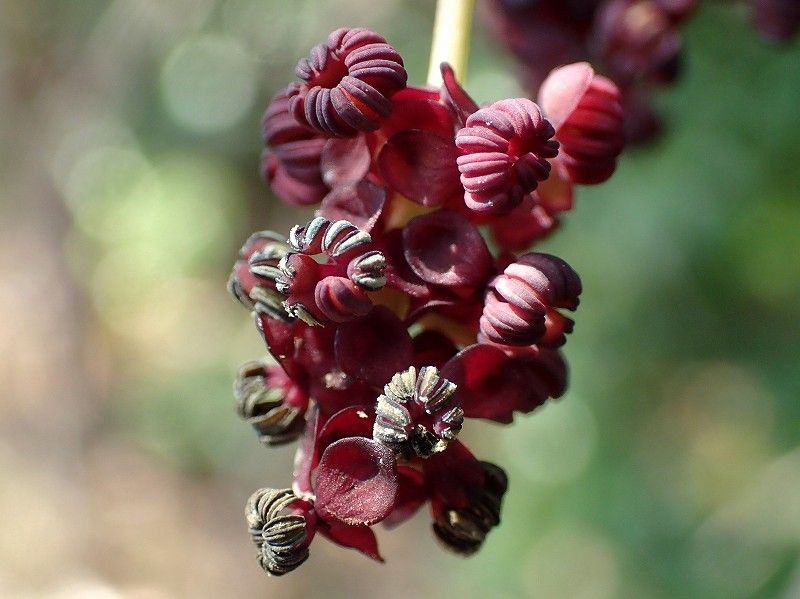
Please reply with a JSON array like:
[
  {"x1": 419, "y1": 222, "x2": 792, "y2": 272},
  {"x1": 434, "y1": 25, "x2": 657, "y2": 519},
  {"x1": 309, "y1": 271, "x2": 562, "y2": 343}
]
[{"x1": 426, "y1": 0, "x2": 477, "y2": 87}]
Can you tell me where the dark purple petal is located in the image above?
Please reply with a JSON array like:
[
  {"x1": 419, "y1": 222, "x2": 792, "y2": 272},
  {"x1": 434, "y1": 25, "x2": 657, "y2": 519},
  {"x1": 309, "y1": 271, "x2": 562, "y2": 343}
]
[
  {"x1": 378, "y1": 130, "x2": 461, "y2": 207},
  {"x1": 489, "y1": 196, "x2": 560, "y2": 252},
  {"x1": 403, "y1": 210, "x2": 493, "y2": 288},
  {"x1": 411, "y1": 330, "x2": 459, "y2": 369},
  {"x1": 382, "y1": 466, "x2": 427, "y2": 529},
  {"x1": 441, "y1": 344, "x2": 534, "y2": 423},
  {"x1": 422, "y1": 440, "x2": 484, "y2": 509},
  {"x1": 439, "y1": 62, "x2": 479, "y2": 126},
  {"x1": 379, "y1": 90, "x2": 456, "y2": 140},
  {"x1": 334, "y1": 306, "x2": 413, "y2": 387},
  {"x1": 320, "y1": 136, "x2": 371, "y2": 187},
  {"x1": 318, "y1": 521, "x2": 384, "y2": 562},
  {"x1": 537, "y1": 61, "x2": 594, "y2": 132},
  {"x1": 314, "y1": 437, "x2": 398, "y2": 526},
  {"x1": 318, "y1": 180, "x2": 386, "y2": 232}
]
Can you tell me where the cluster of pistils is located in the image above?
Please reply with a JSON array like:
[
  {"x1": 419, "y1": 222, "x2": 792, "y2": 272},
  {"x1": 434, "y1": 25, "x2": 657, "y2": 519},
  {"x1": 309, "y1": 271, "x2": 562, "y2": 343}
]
[
  {"x1": 288, "y1": 28, "x2": 408, "y2": 136},
  {"x1": 274, "y1": 217, "x2": 387, "y2": 325},
  {"x1": 433, "y1": 462, "x2": 508, "y2": 555},
  {"x1": 456, "y1": 98, "x2": 559, "y2": 214},
  {"x1": 480, "y1": 252, "x2": 582, "y2": 347},
  {"x1": 246, "y1": 488, "x2": 314, "y2": 576},
  {"x1": 374, "y1": 366, "x2": 463, "y2": 458},
  {"x1": 228, "y1": 231, "x2": 291, "y2": 321},
  {"x1": 234, "y1": 360, "x2": 307, "y2": 446}
]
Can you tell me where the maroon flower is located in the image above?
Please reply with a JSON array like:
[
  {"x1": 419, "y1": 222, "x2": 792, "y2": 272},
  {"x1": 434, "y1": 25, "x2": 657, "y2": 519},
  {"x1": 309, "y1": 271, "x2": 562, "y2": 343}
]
[
  {"x1": 228, "y1": 231, "x2": 291, "y2": 320},
  {"x1": 456, "y1": 98, "x2": 559, "y2": 214},
  {"x1": 373, "y1": 365, "x2": 463, "y2": 458},
  {"x1": 479, "y1": 252, "x2": 582, "y2": 347},
  {"x1": 261, "y1": 90, "x2": 329, "y2": 206},
  {"x1": 230, "y1": 28, "x2": 612, "y2": 575},
  {"x1": 234, "y1": 359, "x2": 309, "y2": 445},
  {"x1": 539, "y1": 62, "x2": 625, "y2": 185},
  {"x1": 276, "y1": 217, "x2": 387, "y2": 325},
  {"x1": 288, "y1": 28, "x2": 407, "y2": 136}
]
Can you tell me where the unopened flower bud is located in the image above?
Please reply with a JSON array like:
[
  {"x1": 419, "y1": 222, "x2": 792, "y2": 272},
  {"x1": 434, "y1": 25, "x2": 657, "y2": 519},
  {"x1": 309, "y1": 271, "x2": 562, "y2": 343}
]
[
  {"x1": 480, "y1": 253, "x2": 581, "y2": 347},
  {"x1": 456, "y1": 98, "x2": 559, "y2": 214},
  {"x1": 288, "y1": 28, "x2": 407, "y2": 136}
]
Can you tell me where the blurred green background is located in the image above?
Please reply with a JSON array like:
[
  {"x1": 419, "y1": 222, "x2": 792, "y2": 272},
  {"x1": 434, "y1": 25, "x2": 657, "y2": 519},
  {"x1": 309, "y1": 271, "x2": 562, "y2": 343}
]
[{"x1": 1, "y1": 1, "x2": 799, "y2": 597}]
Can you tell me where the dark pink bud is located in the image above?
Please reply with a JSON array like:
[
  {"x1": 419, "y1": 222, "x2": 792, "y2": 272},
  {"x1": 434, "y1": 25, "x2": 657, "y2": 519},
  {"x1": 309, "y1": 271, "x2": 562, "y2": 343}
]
[
  {"x1": 234, "y1": 359, "x2": 308, "y2": 445},
  {"x1": 594, "y1": 0, "x2": 683, "y2": 87},
  {"x1": 314, "y1": 437, "x2": 398, "y2": 526},
  {"x1": 479, "y1": 253, "x2": 581, "y2": 347},
  {"x1": 456, "y1": 98, "x2": 559, "y2": 214},
  {"x1": 403, "y1": 210, "x2": 493, "y2": 288},
  {"x1": 539, "y1": 62, "x2": 624, "y2": 185},
  {"x1": 261, "y1": 90, "x2": 329, "y2": 206},
  {"x1": 289, "y1": 28, "x2": 407, "y2": 136}
]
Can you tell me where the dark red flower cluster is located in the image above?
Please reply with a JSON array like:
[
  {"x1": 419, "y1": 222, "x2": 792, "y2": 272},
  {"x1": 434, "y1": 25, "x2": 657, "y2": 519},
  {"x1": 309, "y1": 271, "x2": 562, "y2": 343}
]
[
  {"x1": 230, "y1": 28, "x2": 624, "y2": 575},
  {"x1": 484, "y1": 0, "x2": 696, "y2": 144},
  {"x1": 484, "y1": 0, "x2": 799, "y2": 144}
]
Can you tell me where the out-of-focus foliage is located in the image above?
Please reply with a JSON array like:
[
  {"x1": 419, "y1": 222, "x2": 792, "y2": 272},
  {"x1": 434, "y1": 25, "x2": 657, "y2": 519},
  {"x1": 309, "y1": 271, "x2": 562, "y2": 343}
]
[{"x1": 1, "y1": 1, "x2": 798, "y2": 597}]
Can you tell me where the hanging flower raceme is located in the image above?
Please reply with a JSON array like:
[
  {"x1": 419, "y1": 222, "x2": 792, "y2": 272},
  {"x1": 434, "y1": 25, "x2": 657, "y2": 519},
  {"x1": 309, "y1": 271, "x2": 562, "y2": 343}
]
[{"x1": 229, "y1": 27, "x2": 623, "y2": 575}]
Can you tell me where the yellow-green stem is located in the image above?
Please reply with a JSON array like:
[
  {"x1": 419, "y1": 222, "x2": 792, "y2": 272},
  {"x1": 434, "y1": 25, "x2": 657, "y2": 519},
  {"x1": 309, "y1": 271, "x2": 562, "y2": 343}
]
[{"x1": 426, "y1": 0, "x2": 477, "y2": 87}]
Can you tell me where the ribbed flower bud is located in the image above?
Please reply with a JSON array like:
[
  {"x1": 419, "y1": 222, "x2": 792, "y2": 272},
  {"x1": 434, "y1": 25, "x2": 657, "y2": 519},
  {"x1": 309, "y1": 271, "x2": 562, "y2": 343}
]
[
  {"x1": 261, "y1": 90, "x2": 328, "y2": 206},
  {"x1": 374, "y1": 366, "x2": 463, "y2": 458},
  {"x1": 228, "y1": 231, "x2": 291, "y2": 321},
  {"x1": 456, "y1": 98, "x2": 559, "y2": 214},
  {"x1": 234, "y1": 360, "x2": 307, "y2": 445},
  {"x1": 432, "y1": 462, "x2": 508, "y2": 555},
  {"x1": 288, "y1": 28, "x2": 407, "y2": 136},
  {"x1": 539, "y1": 62, "x2": 625, "y2": 185},
  {"x1": 479, "y1": 252, "x2": 582, "y2": 347},
  {"x1": 245, "y1": 488, "x2": 313, "y2": 576}
]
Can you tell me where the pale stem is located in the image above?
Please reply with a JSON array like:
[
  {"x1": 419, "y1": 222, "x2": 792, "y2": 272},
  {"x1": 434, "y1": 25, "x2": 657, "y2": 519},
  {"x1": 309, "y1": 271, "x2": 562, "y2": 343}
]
[{"x1": 426, "y1": 0, "x2": 477, "y2": 87}]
